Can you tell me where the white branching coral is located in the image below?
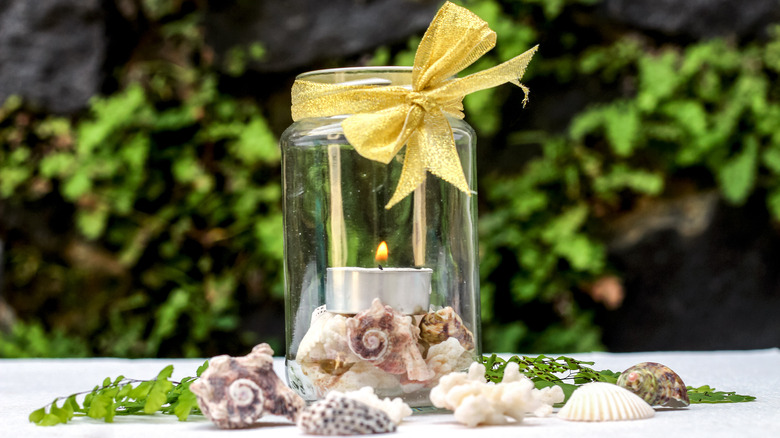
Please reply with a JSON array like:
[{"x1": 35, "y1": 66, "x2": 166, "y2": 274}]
[
  {"x1": 425, "y1": 337, "x2": 475, "y2": 380},
  {"x1": 429, "y1": 361, "x2": 564, "y2": 427}
]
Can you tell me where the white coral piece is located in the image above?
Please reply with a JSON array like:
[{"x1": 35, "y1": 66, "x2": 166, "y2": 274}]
[
  {"x1": 338, "y1": 387, "x2": 413, "y2": 425},
  {"x1": 297, "y1": 312, "x2": 359, "y2": 365},
  {"x1": 425, "y1": 337, "x2": 475, "y2": 381},
  {"x1": 430, "y1": 361, "x2": 564, "y2": 427}
]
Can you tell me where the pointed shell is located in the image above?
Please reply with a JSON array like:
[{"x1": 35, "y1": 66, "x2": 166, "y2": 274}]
[
  {"x1": 617, "y1": 362, "x2": 690, "y2": 407},
  {"x1": 557, "y1": 382, "x2": 655, "y2": 422},
  {"x1": 297, "y1": 392, "x2": 397, "y2": 435},
  {"x1": 190, "y1": 343, "x2": 306, "y2": 429}
]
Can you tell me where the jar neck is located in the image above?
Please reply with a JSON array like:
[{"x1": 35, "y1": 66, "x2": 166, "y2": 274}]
[{"x1": 295, "y1": 67, "x2": 413, "y2": 87}]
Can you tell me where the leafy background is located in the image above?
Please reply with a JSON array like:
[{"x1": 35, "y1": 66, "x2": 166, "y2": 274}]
[{"x1": 2, "y1": 0, "x2": 780, "y2": 358}]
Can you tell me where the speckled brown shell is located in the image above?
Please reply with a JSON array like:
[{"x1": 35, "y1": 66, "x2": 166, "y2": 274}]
[
  {"x1": 419, "y1": 307, "x2": 475, "y2": 350},
  {"x1": 190, "y1": 343, "x2": 306, "y2": 429},
  {"x1": 346, "y1": 298, "x2": 433, "y2": 381},
  {"x1": 616, "y1": 362, "x2": 689, "y2": 407},
  {"x1": 297, "y1": 392, "x2": 397, "y2": 435}
]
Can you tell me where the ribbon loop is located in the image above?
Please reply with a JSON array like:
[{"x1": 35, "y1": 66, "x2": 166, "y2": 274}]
[{"x1": 290, "y1": 1, "x2": 538, "y2": 208}]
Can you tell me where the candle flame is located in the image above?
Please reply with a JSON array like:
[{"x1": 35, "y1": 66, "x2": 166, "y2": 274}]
[{"x1": 375, "y1": 241, "x2": 388, "y2": 264}]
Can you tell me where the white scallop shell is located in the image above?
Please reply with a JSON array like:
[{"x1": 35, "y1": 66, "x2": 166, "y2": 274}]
[{"x1": 557, "y1": 382, "x2": 655, "y2": 422}]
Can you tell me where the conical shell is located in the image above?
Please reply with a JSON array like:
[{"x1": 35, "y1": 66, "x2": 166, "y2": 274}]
[{"x1": 557, "y1": 382, "x2": 655, "y2": 422}]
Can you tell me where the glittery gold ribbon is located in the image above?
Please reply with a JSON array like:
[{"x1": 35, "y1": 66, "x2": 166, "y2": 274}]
[{"x1": 291, "y1": 1, "x2": 538, "y2": 208}]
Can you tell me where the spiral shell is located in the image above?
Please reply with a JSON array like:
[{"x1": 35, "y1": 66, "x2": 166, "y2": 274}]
[
  {"x1": 228, "y1": 379, "x2": 263, "y2": 407},
  {"x1": 557, "y1": 382, "x2": 655, "y2": 422},
  {"x1": 346, "y1": 298, "x2": 434, "y2": 381},
  {"x1": 419, "y1": 307, "x2": 475, "y2": 350},
  {"x1": 354, "y1": 328, "x2": 390, "y2": 361},
  {"x1": 616, "y1": 362, "x2": 690, "y2": 407},
  {"x1": 190, "y1": 343, "x2": 306, "y2": 429}
]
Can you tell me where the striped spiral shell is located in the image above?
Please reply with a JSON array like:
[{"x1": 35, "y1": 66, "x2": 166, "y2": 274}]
[
  {"x1": 228, "y1": 379, "x2": 263, "y2": 407},
  {"x1": 190, "y1": 343, "x2": 305, "y2": 429},
  {"x1": 353, "y1": 328, "x2": 390, "y2": 361}
]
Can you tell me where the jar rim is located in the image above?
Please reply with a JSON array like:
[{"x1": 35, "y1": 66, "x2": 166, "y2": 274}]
[{"x1": 296, "y1": 66, "x2": 414, "y2": 85}]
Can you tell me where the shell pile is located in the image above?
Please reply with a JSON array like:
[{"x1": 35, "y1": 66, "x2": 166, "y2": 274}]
[
  {"x1": 557, "y1": 382, "x2": 655, "y2": 422},
  {"x1": 190, "y1": 343, "x2": 305, "y2": 429},
  {"x1": 617, "y1": 362, "x2": 690, "y2": 407},
  {"x1": 294, "y1": 298, "x2": 475, "y2": 398},
  {"x1": 298, "y1": 392, "x2": 397, "y2": 435}
]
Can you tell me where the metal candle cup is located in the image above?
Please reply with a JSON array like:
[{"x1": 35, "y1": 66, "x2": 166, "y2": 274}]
[{"x1": 325, "y1": 267, "x2": 432, "y2": 315}]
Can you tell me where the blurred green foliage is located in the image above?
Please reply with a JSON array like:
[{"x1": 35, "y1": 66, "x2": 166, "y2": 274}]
[
  {"x1": 0, "y1": 320, "x2": 91, "y2": 358},
  {"x1": 468, "y1": 1, "x2": 780, "y2": 353},
  {"x1": 1, "y1": 3, "x2": 282, "y2": 357},
  {"x1": 2, "y1": 0, "x2": 780, "y2": 357}
]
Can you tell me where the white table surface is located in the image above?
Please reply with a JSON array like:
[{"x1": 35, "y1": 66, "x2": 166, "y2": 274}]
[{"x1": 2, "y1": 349, "x2": 779, "y2": 437}]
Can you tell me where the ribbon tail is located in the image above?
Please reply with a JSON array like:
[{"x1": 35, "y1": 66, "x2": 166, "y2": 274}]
[
  {"x1": 432, "y1": 44, "x2": 539, "y2": 102},
  {"x1": 385, "y1": 133, "x2": 428, "y2": 209},
  {"x1": 421, "y1": 112, "x2": 470, "y2": 194}
]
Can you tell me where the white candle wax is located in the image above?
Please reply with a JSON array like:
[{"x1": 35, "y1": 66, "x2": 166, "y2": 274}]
[{"x1": 325, "y1": 267, "x2": 432, "y2": 315}]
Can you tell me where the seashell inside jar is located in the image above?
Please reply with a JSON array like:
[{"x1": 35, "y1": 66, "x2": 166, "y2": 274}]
[
  {"x1": 419, "y1": 306, "x2": 475, "y2": 351},
  {"x1": 291, "y1": 298, "x2": 477, "y2": 406}
]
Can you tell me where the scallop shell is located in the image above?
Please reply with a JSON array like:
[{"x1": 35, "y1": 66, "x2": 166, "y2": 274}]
[
  {"x1": 557, "y1": 382, "x2": 655, "y2": 422},
  {"x1": 297, "y1": 392, "x2": 397, "y2": 435},
  {"x1": 190, "y1": 343, "x2": 305, "y2": 429},
  {"x1": 419, "y1": 307, "x2": 475, "y2": 350},
  {"x1": 346, "y1": 298, "x2": 434, "y2": 382},
  {"x1": 617, "y1": 362, "x2": 690, "y2": 407}
]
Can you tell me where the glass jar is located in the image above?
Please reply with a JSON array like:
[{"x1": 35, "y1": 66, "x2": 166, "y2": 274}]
[{"x1": 280, "y1": 67, "x2": 480, "y2": 407}]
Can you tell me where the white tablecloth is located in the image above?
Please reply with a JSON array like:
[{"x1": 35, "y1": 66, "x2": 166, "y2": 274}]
[{"x1": 2, "y1": 349, "x2": 779, "y2": 437}]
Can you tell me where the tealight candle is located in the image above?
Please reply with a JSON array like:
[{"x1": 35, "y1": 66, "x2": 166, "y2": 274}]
[
  {"x1": 325, "y1": 241, "x2": 432, "y2": 314},
  {"x1": 326, "y1": 267, "x2": 432, "y2": 315}
]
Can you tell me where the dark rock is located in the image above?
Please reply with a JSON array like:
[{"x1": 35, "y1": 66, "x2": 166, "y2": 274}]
[
  {"x1": 602, "y1": 0, "x2": 780, "y2": 39},
  {"x1": 0, "y1": 0, "x2": 106, "y2": 114},
  {"x1": 598, "y1": 192, "x2": 780, "y2": 351},
  {"x1": 205, "y1": 0, "x2": 441, "y2": 73}
]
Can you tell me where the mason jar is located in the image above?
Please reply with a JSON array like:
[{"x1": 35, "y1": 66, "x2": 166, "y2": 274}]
[{"x1": 280, "y1": 67, "x2": 480, "y2": 407}]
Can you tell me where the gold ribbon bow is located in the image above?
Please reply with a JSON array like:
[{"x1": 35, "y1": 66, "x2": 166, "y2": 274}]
[{"x1": 291, "y1": 1, "x2": 538, "y2": 208}]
